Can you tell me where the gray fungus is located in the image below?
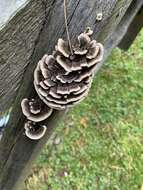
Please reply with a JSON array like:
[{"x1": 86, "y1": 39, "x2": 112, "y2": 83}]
[{"x1": 21, "y1": 29, "x2": 104, "y2": 140}]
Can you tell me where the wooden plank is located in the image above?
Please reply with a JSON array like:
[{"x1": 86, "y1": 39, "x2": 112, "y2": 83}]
[
  {"x1": 103, "y1": 0, "x2": 143, "y2": 59},
  {"x1": 0, "y1": 110, "x2": 66, "y2": 190},
  {"x1": 118, "y1": 3, "x2": 143, "y2": 50},
  {"x1": 0, "y1": 0, "x2": 52, "y2": 115},
  {"x1": 0, "y1": 0, "x2": 134, "y2": 189}
]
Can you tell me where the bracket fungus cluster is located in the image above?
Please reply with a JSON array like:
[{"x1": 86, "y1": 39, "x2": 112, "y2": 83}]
[
  {"x1": 34, "y1": 30, "x2": 104, "y2": 110},
  {"x1": 21, "y1": 28, "x2": 104, "y2": 140},
  {"x1": 21, "y1": 98, "x2": 52, "y2": 140}
]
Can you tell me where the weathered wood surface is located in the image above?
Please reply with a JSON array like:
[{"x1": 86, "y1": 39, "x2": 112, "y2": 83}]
[
  {"x1": 119, "y1": 3, "x2": 143, "y2": 50},
  {"x1": 104, "y1": 0, "x2": 143, "y2": 59},
  {"x1": 0, "y1": 0, "x2": 48, "y2": 114},
  {"x1": 0, "y1": 0, "x2": 134, "y2": 189}
]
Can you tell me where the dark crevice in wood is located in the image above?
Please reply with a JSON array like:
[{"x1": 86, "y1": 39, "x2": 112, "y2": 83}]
[
  {"x1": 65, "y1": 0, "x2": 81, "y2": 34},
  {"x1": 0, "y1": 127, "x2": 24, "y2": 175}
]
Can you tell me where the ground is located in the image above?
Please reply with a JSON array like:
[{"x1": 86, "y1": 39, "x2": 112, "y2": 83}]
[{"x1": 26, "y1": 30, "x2": 143, "y2": 190}]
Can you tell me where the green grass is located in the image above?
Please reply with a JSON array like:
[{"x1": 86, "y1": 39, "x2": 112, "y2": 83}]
[{"x1": 26, "y1": 30, "x2": 143, "y2": 190}]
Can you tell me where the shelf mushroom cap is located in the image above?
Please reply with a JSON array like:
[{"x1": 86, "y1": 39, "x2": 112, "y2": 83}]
[
  {"x1": 24, "y1": 121, "x2": 47, "y2": 140},
  {"x1": 21, "y1": 98, "x2": 53, "y2": 122},
  {"x1": 33, "y1": 29, "x2": 104, "y2": 110},
  {"x1": 56, "y1": 39, "x2": 71, "y2": 58}
]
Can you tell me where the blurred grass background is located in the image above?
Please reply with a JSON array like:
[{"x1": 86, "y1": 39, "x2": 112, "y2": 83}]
[{"x1": 26, "y1": 30, "x2": 143, "y2": 190}]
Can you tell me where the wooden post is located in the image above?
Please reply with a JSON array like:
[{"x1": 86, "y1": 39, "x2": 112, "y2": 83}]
[
  {"x1": 118, "y1": 2, "x2": 143, "y2": 50},
  {"x1": 0, "y1": 0, "x2": 135, "y2": 189},
  {"x1": 102, "y1": 0, "x2": 143, "y2": 58}
]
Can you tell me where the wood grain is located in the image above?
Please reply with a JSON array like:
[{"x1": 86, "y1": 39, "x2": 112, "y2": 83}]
[{"x1": 0, "y1": 0, "x2": 51, "y2": 114}]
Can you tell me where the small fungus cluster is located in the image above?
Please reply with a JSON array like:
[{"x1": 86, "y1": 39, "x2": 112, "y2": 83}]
[{"x1": 21, "y1": 98, "x2": 53, "y2": 140}]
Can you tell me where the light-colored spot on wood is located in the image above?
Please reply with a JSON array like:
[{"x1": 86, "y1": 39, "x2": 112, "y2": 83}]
[{"x1": 96, "y1": 12, "x2": 103, "y2": 21}]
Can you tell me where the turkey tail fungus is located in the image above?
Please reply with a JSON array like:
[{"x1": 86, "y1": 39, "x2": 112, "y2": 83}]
[
  {"x1": 21, "y1": 98, "x2": 53, "y2": 122},
  {"x1": 21, "y1": 29, "x2": 104, "y2": 140},
  {"x1": 34, "y1": 30, "x2": 104, "y2": 110},
  {"x1": 24, "y1": 121, "x2": 47, "y2": 140}
]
